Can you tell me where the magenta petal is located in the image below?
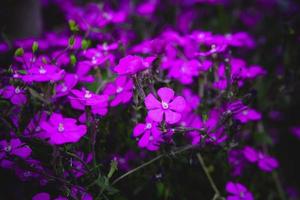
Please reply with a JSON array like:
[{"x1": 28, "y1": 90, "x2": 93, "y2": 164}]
[
  {"x1": 243, "y1": 146, "x2": 258, "y2": 163},
  {"x1": 148, "y1": 109, "x2": 163, "y2": 123},
  {"x1": 32, "y1": 192, "x2": 51, "y2": 200},
  {"x1": 138, "y1": 131, "x2": 150, "y2": 148},
  {"x1": 103, "y1": 83, "x2": 117, "y2": 95},
  {"x1": 226, "y1": 182, "x2": 239, "y2": 195},
  {"x1": 227, "y1": 196, "x2": 240, "y2": 200},
  {"x1": 258, "y1": 157, "x2": 278, "y2": 172},
  {"x1": 157, "y1": 87, "x2": 174, "y2": 103},
  {"x1": 133, "y1": 123, "x2": 146, "y2": 137},
  {"x1": 169, "y1": 96, "x2": 186, "y2": 112},
  {"x1": 145, "y1": 93, "x2": 161, "y2": 109},
  {"x1": 12, "y1": 146, "x2": 32, "y2": 158},
  {"x1": 165, "y1": 109, "x2": 181, "y2": 124}
]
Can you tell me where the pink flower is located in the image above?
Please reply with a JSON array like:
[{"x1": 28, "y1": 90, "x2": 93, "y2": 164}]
[
  {"x1": 40, "y1": 113, "x2": 87, "y2": 145},
  {"x1": 145, "y1": 87, "x2": 186, "y2": 124},
  {"x1": 103, "y1": 76, "x2": 133, "y2": 106},
  {"x1": 133, "y1": 117, "x2": 163, "y2": 151}
]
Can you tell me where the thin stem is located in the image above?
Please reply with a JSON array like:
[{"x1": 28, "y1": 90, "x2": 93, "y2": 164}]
[
  {"x1": 112, "y1": 145, "x2": 194, "y2": 185},
  {"x1": 196, "y1": 152, "x2": 222, "y2": 199},
  {"x1": 272, "y1": 171, "x2": 287, "y2": 200}
]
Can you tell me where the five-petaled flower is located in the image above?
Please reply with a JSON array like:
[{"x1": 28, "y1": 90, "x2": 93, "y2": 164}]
[
  {"x1": 133, "y1": 117, "x2": 163, "y2": 151},
  {"x1": 40, "y1": 113, "x2": 87, "y2": 145},
  {"x1": 145, "y1": 87, "x2": 186, "y2": 124}
]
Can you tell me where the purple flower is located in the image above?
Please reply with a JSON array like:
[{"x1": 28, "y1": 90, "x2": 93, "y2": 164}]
[
  {"x1": 114, "y1": 55, "x2": 155, "y2": 75},
  {"x1": 168, "y1": 59, "x2": 200, "y2": 84},
  {"x1": 180, "y1": 113, "x2": 202, "y2": 145},
  {"x1": 145, "y1": 87, "x2": 186, "y2": 124},
  {"x1": 226, "y1": 181, "x2": 254, "y2": 200},
  {"x1": 181, "y1": 88, "x2": 200, "y2": 112},
  {"x1": 1, "y1": 86, "x2": 27, "y2": 106},
  {"x1": 228, "y1": 150, "x2": 246, "y2": 176},
  {"x1": 133, "y1": 117, "x2": 163, "y2": 151},
  {"x1": 32, "y1": 192, "x2": 50, "y2": 200},
  {"x1": 227, "y1": 100, "x2": 261, "y2": 123},
  {"x1": 0, "y1": 138, "x2": 32, "y2": 159},
  {"x1": 21, "y1": 65, "x2": 65, "y2": 83},
  {"x1": 40, "y1": 113, "x2": 87, "y2": 145},
  {"x1": 290, "y1": 126, "x2": 300, "y2": 139},
  {"x1": 75, "y1": 61, "x2": 94, "y2": 83},
  {"x1": 103, "y1": 76, "x2": 133, "y2": 106},
  {"x1": 69, "y1": 89, "x2": 109, "y2": 116},
  {"x1": 243, "y1": 146, "x2": 279, "y2": 172},
  {"x1": 68, "y1": 152, "x2": 92, "y2": 177},
  {"x1": 54, "y1": 74, "x2": 78, "y2": 98}
]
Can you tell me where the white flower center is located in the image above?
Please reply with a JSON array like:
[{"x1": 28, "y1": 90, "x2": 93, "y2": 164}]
[
  {"x1": 23, "y1": 171, "x2": 32, "y2": 177},
  {"x1": 242, "y1": 110, "x2": 248, "y2": 115},
  {"x1": 4, "y1": 145, "x2": 12, "y2": 152},
  {"x1": 102, "y1": 43, "x2": 108, "y2": 51},
  {"x1": 116, "y1": 87, "x2": 123, "y2": 93},
  {"x1": 145, "y1": 123, "x2": 152, "y2": 129},
  {"x1": 149, "y1": 135, "x2": 153, "y2": 141},
  {"x1": 239, "y1": 192, "x2": 245, "y2": 198},
  {"x1": 58, "y1": 123, "x2": 65, "y2": 132},
  {"x1": 84, "y1": 91, "x2": 92, "y2": 99},
  {"x1": 258, "y1": 153, "x2": 264, "y2": 159},
  {"x1": 103, "y1": 13, "x2": 112, "y2": 20},
  {"x1": 15, "y1": 87, "x2": 21, "y2": 94},
  {"x1": 35, "y1": 126, "x2": 41, "y2": 132},
  {"x1": 161, "y1": 101, "x2": 169, "y2": 109},
  {"x1": 39, "y1": 67, "x2": 46, "y2": 74},
  {"x1": 91, "y1": 56, "x2": 97, "y2": 64},
  {"x1": 61, "y1": 84, "x2": 68, "y2": 92}
]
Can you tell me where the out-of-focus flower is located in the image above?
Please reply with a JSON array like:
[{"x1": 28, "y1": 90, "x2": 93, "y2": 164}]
[
  {"x1": 103, "y1": 76, "x2": 133, "y2": 106},
  {"x1": 243, "y1": 146, "x2": 278, "y2": 172},
  {"x1": 114, "y1": 55, "x2": 156, "y2": 75},
  {"x1": 226, "y1": 181, "x2": 254, "y2": 200},
  {"x1": 1, "y1": 86, "x2": 27, "y2": 106}
]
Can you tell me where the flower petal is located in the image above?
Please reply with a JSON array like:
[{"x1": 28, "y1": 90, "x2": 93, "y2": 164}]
[
  {"x1": 148, "y1": 109, "x2": 163, "y2": 123},
  {"x1": 169, "y1": 96, "x2": 186, "y2": 112},
  {"x1": 165, "y1": 109, "x2": 181, "y2": 124},
  {"x1": 157, "y1": 87, "x2": 174, "y2": 103},
  {"x1": 133, "y1": 123, "x2": 146, "y2": 137},
  {"x1": 145, "y1": 93, "x2": 161, "y2": 109}
]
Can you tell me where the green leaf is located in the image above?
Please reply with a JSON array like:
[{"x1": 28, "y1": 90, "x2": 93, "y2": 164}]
[
  {"x1": 81, "y1": 39, "x2": 90, "y2": 50},
  {"x1": 32, "y1": 41, "x2": 39, "y2": 53},
  {"x1": 14, "y1": 48, "x2": 24, "y2": 57},
  {"x1": 70, "y1": 54, "x2": 77, "y2": 66},
  {"x1": 69, "y1": 35, "x2": 75, "y2": 48},
  {"x1": 68, "y1": 20, "x2": 79, "y2": 32}
]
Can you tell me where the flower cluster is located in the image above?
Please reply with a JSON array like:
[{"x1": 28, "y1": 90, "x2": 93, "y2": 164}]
[{"x1": 0, "y1": 0, "x2": 296, "y2": 199}]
